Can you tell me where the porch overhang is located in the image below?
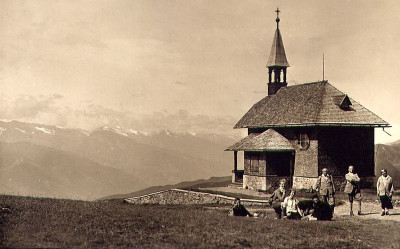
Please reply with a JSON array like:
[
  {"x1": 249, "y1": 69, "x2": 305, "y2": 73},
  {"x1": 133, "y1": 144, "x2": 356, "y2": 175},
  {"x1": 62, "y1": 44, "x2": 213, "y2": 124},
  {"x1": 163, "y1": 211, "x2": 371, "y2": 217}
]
[{"x1": 225, "y1": 128, "x2": 294, "y2": 152}]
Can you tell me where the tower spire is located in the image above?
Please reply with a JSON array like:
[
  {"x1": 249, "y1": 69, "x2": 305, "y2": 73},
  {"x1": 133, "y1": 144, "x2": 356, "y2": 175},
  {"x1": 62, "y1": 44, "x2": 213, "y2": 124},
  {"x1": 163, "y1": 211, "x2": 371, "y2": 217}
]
[{"x1": 266, "y1": 8, "x2": 290, "y2": 95}]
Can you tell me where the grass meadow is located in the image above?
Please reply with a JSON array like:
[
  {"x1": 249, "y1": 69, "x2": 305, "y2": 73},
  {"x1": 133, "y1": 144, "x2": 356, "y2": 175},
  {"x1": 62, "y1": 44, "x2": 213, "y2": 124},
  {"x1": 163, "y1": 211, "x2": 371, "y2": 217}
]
[{"x1": 1, "y1": 194, "x2": 400, "y2": 248}]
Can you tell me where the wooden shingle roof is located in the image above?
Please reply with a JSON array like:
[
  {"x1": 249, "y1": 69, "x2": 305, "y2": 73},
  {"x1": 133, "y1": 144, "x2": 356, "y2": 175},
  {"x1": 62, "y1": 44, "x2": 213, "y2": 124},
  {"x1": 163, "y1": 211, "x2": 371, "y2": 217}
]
[
  {"x1": 234, "y1": 81, "x2": 390, "y2": 129},
  {"x1": 226, "y1": 129, "x2": 294, "y2": 151}
]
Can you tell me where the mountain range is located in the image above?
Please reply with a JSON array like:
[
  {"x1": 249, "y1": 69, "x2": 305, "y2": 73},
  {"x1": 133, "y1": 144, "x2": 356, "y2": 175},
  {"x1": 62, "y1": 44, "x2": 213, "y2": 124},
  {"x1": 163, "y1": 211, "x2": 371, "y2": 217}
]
[
  {"x1": 0, "y1": 121, "x2": 236, "y2": 200},
  {"x1": 1, "y1": 120, "x2": 399, "y2": 200}
]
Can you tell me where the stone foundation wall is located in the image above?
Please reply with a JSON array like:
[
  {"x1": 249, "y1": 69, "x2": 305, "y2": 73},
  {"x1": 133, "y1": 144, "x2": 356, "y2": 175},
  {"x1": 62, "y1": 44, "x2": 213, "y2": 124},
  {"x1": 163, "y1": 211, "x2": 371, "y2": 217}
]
[
  {"x1": 243, "y1": 175, "x2": 267, "y2": 191},
  {"x1": 124, "y1": 189, "x2": 268, "y2": 206},
  {"x1": 292, "y1": 176, "x2": 317, "y2": 189}
]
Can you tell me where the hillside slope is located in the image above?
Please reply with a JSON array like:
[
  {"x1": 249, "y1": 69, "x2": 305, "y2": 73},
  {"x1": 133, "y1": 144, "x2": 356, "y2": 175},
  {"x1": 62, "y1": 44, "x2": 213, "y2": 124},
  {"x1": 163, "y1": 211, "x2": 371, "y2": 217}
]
[
  {"x1": 0, "y1": 142, "x2": 144, "y2": 200},
  {"x1": 100, "y1": 176, "x2": 231, "y2": 200},
  {"x1": 375, "y1": 143, "x2": 400, "y2": 183},
  {"x1": 0, "y1": 121, "x2": 235, "y2": 198}
]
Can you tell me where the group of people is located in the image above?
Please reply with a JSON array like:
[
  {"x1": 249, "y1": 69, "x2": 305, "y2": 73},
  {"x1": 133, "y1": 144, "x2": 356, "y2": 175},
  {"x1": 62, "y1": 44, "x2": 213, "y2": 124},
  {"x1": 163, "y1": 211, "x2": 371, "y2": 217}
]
[
  {"x1": 334, "y1": 166, "x2": 394, "y2": 216},
  {"x1": 231, "y1": 166, "x2": 395, "y2": 219},
  {"x1": 269, "y1": 179, "x2": 333, "y2": 220},
  {"x1": 268, "y1": 180, "x2": 313, "y2": 220}
]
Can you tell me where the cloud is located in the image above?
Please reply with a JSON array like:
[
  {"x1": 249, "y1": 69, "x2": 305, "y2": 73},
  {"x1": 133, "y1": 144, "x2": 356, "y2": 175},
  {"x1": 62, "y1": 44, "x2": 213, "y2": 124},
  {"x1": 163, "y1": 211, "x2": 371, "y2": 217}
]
[
  {"x1": 58, "y1": 104, "x2": 238, "y2": 136},
  {"x1": 79, "y1": 104, "x2": 127, "y2": 119},
  {"x1": 130, "y1": 109, "x2": 238, "y2": 136},
  {"x1": 0, "y1": 94, "x2": 243, "y2": 138},
  {"x1": 0, "y1": 94, "x2": 63, "y2": 119}
]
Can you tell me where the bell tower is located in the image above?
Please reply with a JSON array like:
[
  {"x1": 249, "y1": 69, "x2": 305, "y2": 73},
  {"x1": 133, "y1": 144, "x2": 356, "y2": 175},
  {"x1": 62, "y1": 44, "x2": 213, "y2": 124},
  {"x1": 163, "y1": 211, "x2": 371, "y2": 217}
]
[{"x1": 267, "y1": 8, "x2": 290, "y2": 95}]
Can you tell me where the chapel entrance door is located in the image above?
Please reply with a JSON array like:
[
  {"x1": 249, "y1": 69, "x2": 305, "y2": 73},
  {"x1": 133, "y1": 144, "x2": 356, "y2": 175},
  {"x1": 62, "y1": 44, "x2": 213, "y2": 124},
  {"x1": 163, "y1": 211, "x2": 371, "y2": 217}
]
[{"x1": 266, "y1": 151, "x2": 295, "y2": 188}]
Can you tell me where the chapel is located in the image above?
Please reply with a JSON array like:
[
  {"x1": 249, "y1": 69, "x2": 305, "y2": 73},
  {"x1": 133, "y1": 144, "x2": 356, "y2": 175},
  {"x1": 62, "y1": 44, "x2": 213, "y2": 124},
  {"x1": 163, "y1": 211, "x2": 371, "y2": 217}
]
[{"x1": 226, "y1": 9, "x2": 390, "y2": 190}]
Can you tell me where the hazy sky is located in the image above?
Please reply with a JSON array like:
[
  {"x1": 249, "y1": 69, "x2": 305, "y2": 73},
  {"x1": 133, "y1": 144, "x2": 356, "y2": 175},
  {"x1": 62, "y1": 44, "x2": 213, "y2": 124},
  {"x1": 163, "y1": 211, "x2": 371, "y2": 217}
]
[{"x1": 1, "y1": 0, "x2": 399, "y2": 143}]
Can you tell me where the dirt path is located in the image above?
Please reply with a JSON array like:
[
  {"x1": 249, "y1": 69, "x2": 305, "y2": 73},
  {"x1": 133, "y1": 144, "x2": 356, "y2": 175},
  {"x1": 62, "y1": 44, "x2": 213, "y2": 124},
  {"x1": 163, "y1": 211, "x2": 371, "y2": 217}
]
[
  {"x1": 334, "y1": 201, "x2": 400, "y2": 221},
  {"x1": 203, "y1": 187, "x2": 400, "y2": 221}
]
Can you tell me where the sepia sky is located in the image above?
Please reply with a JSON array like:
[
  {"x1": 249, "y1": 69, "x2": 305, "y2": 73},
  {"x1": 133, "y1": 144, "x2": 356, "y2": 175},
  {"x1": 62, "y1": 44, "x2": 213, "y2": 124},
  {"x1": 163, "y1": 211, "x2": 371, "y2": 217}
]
[{"x1": 1, "y1": 0, "x2": 399, "y2": 143}]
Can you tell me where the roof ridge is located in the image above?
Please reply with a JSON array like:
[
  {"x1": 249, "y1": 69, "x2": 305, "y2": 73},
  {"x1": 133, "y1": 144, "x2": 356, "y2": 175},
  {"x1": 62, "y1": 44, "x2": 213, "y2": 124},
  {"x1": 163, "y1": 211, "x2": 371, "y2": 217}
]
[{"x1": 286, "y1": 80, "x2": 328, "y2": 88}]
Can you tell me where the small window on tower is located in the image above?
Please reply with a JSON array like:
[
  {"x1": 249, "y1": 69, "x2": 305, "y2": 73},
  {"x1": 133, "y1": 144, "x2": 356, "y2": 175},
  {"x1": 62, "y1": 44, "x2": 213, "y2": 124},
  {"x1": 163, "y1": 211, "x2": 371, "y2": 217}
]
[{"x1": 298, "y1": 134, "x2": 310, "y2": 150}]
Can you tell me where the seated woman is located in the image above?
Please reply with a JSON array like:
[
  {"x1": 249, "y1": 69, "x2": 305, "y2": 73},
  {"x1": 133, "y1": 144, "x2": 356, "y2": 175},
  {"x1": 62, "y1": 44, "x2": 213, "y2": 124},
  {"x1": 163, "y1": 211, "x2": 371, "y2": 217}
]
[
  {"x1": 282, "y1": 189, "x2": 303, "y2": 220},
  {"x1": 269, "y1": 179, "x2": 286, "y2": 219},
  {"x1": 230, "y1": 198, "x2": 252, "y2": 217}
]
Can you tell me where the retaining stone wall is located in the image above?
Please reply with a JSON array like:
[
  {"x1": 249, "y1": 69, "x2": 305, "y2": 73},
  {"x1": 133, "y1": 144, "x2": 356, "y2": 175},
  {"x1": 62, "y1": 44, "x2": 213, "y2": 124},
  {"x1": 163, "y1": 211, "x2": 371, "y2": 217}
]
[{"x1": 124, "y1": 189, "x2": 268, "y2": 206}]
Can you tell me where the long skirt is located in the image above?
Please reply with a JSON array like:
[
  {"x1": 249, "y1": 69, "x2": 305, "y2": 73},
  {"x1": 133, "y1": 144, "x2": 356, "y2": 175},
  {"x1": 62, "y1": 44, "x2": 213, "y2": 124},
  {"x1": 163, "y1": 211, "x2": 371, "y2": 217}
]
[{"x1": 379, "y1": 195, "x2": 393, "y2": 210}]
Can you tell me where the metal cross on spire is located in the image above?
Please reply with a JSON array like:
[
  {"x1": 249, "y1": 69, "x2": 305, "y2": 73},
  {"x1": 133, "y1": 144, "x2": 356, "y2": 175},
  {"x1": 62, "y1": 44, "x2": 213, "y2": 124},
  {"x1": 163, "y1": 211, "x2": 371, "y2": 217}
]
[
  {"x1": 275, "y1": 8, "x2": 280, "y2": 17},
  {"x1": 275, "y1": 8, "x2": 281, "y2": 28}
]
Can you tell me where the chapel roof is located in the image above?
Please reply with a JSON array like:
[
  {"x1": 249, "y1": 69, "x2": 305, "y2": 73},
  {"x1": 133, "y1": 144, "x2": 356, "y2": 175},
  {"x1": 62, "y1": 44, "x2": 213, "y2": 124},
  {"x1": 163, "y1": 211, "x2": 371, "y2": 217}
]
[{"x1": 234, "y1": 81, "x2": 390, "y2": 129}]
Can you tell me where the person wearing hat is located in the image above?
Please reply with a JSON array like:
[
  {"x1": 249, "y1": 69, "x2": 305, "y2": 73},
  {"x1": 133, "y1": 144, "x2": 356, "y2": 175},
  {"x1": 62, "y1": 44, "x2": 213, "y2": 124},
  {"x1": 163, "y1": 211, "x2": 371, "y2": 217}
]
[
  {"x1": 344, "y1": 165, "x2": 362, "y2": 216},
  {"x1": 377, "y1": 169, "x2": 395, "y2": 216}
]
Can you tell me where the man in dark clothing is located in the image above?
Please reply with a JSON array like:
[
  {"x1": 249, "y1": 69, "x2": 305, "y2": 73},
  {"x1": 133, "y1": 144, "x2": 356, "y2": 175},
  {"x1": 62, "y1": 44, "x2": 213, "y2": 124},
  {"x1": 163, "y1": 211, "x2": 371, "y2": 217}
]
[
  {"x1": 231, "y1": 198, "x2": 252, "y2": 217},
  {"x1": 312, "y1": 196, "x2": 333, "y2": 221}
]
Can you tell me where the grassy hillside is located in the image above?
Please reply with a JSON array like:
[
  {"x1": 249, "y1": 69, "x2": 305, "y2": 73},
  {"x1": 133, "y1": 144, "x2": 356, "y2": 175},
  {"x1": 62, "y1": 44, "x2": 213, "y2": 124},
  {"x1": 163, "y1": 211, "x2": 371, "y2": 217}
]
[{"x1": 1, "y1": 195, "x2": 400, "y2": 248}]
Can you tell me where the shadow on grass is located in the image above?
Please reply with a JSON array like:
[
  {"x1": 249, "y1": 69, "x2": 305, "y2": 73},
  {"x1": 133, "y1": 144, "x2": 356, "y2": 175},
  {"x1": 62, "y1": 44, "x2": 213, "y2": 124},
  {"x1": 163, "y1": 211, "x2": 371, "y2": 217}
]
[
  {"x1": 387, "y1": 212, "x2": 400, "y2": 216},
  {"x1": 359, "y1": 212, "x2": 381, "y2": 215}
]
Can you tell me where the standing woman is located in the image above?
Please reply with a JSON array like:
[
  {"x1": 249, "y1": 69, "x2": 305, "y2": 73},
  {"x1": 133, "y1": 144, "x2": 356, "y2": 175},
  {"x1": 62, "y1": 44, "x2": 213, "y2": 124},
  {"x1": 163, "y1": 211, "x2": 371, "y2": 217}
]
[
  {"x1": 377, "y1": 169, "x2": 395, "y2": 216},
  {"x1": 344, "y1": 165, "x2": 361, "y2": 216}
]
